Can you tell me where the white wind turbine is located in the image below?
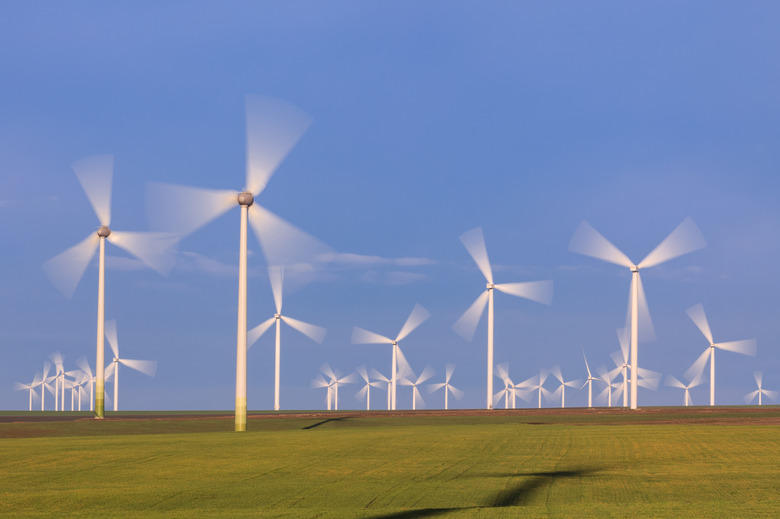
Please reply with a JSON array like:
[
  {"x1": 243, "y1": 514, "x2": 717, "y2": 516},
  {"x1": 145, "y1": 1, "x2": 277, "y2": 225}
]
[
  {"x1": 518, "y1": 369, "x2": 550, "y2": 409},
  {"x1": 319, "y1": 364, "x2": 355, "y2": 411},
  {"x1": 352, "y1": 304, "x2": 430, "y2": 410},
  {"x1": 104, "y1": 319, "x2": 157, "y2": 411},
  {"x1": 43, "y1": 155, "x2": 176, "y2": 419},
  {"x1": 147, "y1": 95, "x2": 331, "y2": 432},
  {"x1": 453, "y1": 227, "x2": 553, "y2": 410},
  {"x1": 38, "y1": 362, "x2": 55, "y2": 411},
  {"x1": 14, "y1": 375, "x2": 41, "y2": 412},
  {"x1": 494, "y1": 363, "x2": 518, "y2": 409},
  {"x1": 598, "y1": 366, "x2": 622, "y2": 407},
  {"x1": 75, "y1": 357, "x2": 95, "y2": 411},
  {"x1": 745, "y1": 372, "x2": 778, "y2": 406},
  {"x1": 549, "y1": 366, "x2": 581, "y2": 408},
  {"x1": 429, "y1": 364, "x2": 463, "y2": 410},
  {"x1": 581, "y1": 351, "x2": 599, "y2": 408},
  {"x1": 399, "y1": 364, "x2": 435, "y2": 410},
  {"x1": 369, "y1": 369, "x2": 392, "y2": 410},
  {"x1": 247, "y1": 266, "x2": 327, "y2": 410},
  {"x1": 355, "y1": 367, "x2": 383, "y2": 411},
  {"x1": 666, "y1": 373, "x2": 705, "y2": 406},
  {"x1": 311, "y1": 375, "x2": 334, "y2": 410},
  {"x1": 569, "y1": 218, "x2": 706, "y2": 409},
  {"x1": 685, "y1": 303, "x2": 757, "y2": 406}
]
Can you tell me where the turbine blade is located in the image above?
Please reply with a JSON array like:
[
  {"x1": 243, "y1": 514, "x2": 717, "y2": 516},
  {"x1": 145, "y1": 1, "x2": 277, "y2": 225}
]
[
  {"x1": 609, "y1": 350, "x2": 624, "y2": 369},
  {"x1": 355, "y1": 385, "x2": 368, "y2": 401},
  {"x1": 49, "y1": 351, "x2": 64, "y2": 373},
  {"x1": 452, "y1": 291, "x2": 489, "y2": 341},
  {"x1": 459, "y1": 227, "x2": 493, "y2": 284},
  {"x1": 568, "y1": 221, "x2": 633, "y2": 268},
  {"x1": 684, "y1": 348, "x2": 711, "y2": 382},
  {"x1": 549, "y1": 365, "x2": 563, "y2": 384},
  {"x1": 72, "y1": 154, "x2": 113, "y2": 226},
  {"x1": 449, "y1": 385, "x2": 465, "y2": 400},
  {"x1": 416, "y1": 365, "x2": 435, "y2": 385},
  {"x1": 268, "y1": 266, "x2": 284, "y2": 314},
  {"x1": 146, "y1": 182, "x2": 237, "y2": 237},
  {"x1": 247, "y1": 317, "x2": 275, "y2": 348},
  {"x1": 395, "y1": 303, "x2": 431, "y2": 342},
  {"x1": 369, "y1": 368, "x2": 389, "y2": 383},
  {"x1": 356, "y1": 366, "x2": 369, "y2": 384},
  {"x1": 104, "y1": 362, "x2": 115, "y2": 380},
  {"x1": 319, "y1": 363, "x2": 336, "y2": 382},
  {"x1": 445, "y1": 363, "x2": 455, "y2": 383},
  {"x1": 119, "y1": 359, "x2": 157, "y2": 377},
  {"x1": 715, "y1": 339, "x2": 757, "y2": 356},
  {"x1": 665, "y1": 374, "x2": 685, "y2": 389},
  {"x1": 744, "y1": 390, "x2": 759, "y2": 404},
  {"x1": 495, "y1": 363, "x2": 510, "y2": 383},
  {"x1": 686, "y1": 303, "x2": 714, "y2": 345},
  {"x1": 245, "y1": 94, "x2": 313, "y2": 195},
  {"x1": 764, "y1": 390, "x2": 779, "y2": 401},
  {"x1": 43, "y1": 233, "x2": 100, "y2": 298},
  {"x1": 582, "y1": 350, "x2": 592, "y2": 377},
  {"x1": 638, "y1": 217, "x2": 706, "y2": 269},
  {"x1": 635, "y1": 273, "x2": 656, "y2": 342},
  {"x1": 616, "y1": 328, "x2": 629, "y2": 362},
  {"x1": 311, "y1": 375, "x2": 329, "y2": 388},
  {"x1": 414, "y1": 387, "x2": 427, "y2": 409},
  {"x1": 754, "y1": 371, "x2": 763, "y2": 388},
  {"x1": 351, "y1": 327, "x2": 392, "y2": 345},
  {"x1": 107, "y1": 231, "x2": 179, "y2": 275},
  {"x1": 494, "y1": 280, "x2": 553, "y2": 305},
  {"x1": 104, "y1": 319, "x2": 119, "y2": 358},
  {"x1": 395, "y1": 347, "x2": 413, "y2": 380},
  {"x1": 281, "y1": 315, "x2": 327, "y2": 344},
  {"x1": 428, "y1": 382, "x2": 445, "y2": 393}
]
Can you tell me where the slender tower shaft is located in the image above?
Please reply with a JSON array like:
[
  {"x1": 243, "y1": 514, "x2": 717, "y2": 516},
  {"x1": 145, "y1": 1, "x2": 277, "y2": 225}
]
[
  {"x1": 630, "y1": 269, "x2": 639, "y2": 410},
  {"x1": 96, "y1": 236, "x2": 106, "y2": 418},
  {"x1": 444, "y1": 385, "x2": 449, "y2": 410},
  {"x1": 588, "y1": 380, "x2": 592, "y2": 408},
  {"x1": 759, "y1": 389, "x2": 762, "y2": 406},
  {"x1": 61, "y1": 375, "x2": 65, "y2": 411},
  {"x1": 709, "y1": 347, "x2": 715, "y2": 406},
  {"x1": 487, "y1": 286, "x2": 494, "y2": 410},
  {"x1": 537, "y1": 386, "x2": 542, "y2": 409},
  {"x1": 366, "y1": 384, "x2": 370, "y2": 411},
  {"x1": 55, "y1": 377, "x2": 59, "y2": 412},
  {"x1": 335, "y1": 383, "x2": 339, "y2": 411},
  {"x1": 235, "y1": 204, "x2": 249, "y2": 431},
  {"x1": 28, "y1": 389, "x2": 32, "y2": 412},
  {"x1": 623, "y1": 366, "x2": 628, "y2": 407},
  {"x1": 113, "y1": 362, "x2": 119, "y2": 411},
  {"x1": 391, "y1": 343, "x2": 397, "y2": 410},
  {"x1": 274, "y1": 317, "x2": 281, "y2": 411}
]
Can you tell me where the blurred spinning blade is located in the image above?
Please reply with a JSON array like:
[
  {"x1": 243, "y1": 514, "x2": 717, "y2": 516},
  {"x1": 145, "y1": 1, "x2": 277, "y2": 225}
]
[
  {"x1": 72, "y1": 154, "x2": 113, "y2": 227},
  {"x1": 43, "y1": 233, "x2": 100, "y2": 298}
]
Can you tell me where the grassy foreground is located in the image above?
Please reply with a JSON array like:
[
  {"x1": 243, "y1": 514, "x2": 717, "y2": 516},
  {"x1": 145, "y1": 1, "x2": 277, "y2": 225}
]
[{"x1": 1, "y1": 409, "x2": 779, "y2": 518}]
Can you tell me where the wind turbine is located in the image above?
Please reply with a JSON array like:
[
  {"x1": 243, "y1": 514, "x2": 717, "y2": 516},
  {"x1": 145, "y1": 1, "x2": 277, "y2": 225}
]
[
  {"x1": 75, "y1": 357, "x2": 95, "y2": 411},
  {"x1": 569, "y1": 218, "x2": 706, "y2": 409},
  {"x1": 429, "y1": 364, "x2": 463, "y2": 410},
  {"x1": 311, "y1": 374, "x2": 334, "y2": 410},
  {"x1": 518, "y1": 369, "x2": 550, "y2": 409},
  {"x1": 453, "y1": 227, "x2": 553, "y2": 410},
  {"x1": 146, "y1": 95, "x2": 331, "y2": 431},
  {"x1": 745, "y1": 372, "x2": 778, "y2": 406},
  {"x1": 549, "y1": 365, "x2": 581, "y2": 408},
  {"x1": 581, "y1": 350, "x2": 598, "y2": 408},
  {"x1": 43, "y1": 155, "x2": 176, "y2": 419},
  {"x1": 104, "y1": 319, "x2": 158, "y2": 411},
  {"x1": 49, "y1": 352, "x2": 66, "y2": 411},
  {"x1": 319, "y1": 364, "x2": 354, "y2": 411},
  {"x1": 14, "y1": 375, "x2": 41, "y2": 412},
  {"x1": 598, "y1": 366, "x2": 622, "y2": 407},
  {"x1": 370, "y1": 369, "x2": 392, "y2": 410},
  {"x1": 666, "y1": 373, "x2": 705, "y2": 406},
  {"x1": 352, "y1": 303, "x2": 430, "y2": 410},
  {"x1": 685, "y1": 303, "x2": 756, "y2": 406},
  {"x1": 355, "y1": 367, "x2": 383, "y2": 411},
  {"x1": 494, "y1": 363, "x2": 518, "y2": 409},
  {"x1": 38, "y1": 362, "x2": 54, "y2": 411},
  {"x1": 399, "y1": 365, "x2": 434, "y2": 410},
  {"x1": 247, "y1": 266, "x2": 327, "y2": 410}
]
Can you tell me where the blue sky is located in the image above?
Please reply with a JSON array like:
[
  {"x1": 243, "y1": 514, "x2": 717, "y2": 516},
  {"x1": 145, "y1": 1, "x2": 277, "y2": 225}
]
[{"x1": 2, "y1": 2, "x2": 779, "y2": 411}]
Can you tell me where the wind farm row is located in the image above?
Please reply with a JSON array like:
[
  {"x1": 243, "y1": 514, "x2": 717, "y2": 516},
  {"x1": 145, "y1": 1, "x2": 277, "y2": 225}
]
[{"x1": 14, "y1": 95, "x2": 775, "y2": 428}]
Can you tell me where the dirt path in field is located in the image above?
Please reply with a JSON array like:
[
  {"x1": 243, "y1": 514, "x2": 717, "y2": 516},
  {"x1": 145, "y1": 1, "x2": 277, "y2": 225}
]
[{"x1": 2, "y1": 406, "x2": 779, "y2": 425}]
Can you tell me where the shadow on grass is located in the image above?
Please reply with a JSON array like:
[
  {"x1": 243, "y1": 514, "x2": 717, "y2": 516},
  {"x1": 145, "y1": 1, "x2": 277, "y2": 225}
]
[
  {"x1": 368, "y1": 467, "x2": 600, "y2": 518},
  {"x1": 302, "y1": 417, "x2": 348, "y2": 430}
]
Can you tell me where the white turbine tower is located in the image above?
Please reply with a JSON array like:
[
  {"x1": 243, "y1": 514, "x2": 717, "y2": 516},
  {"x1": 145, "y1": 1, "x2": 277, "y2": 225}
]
[
  {"x1": 370, "y1": 369, "x2": 393, "y2": 410},
  {"x1": 453, "y1": 227, "x2": 553, "y2": 410},
  {"x1": 147, "y1": 95, "x2": 331, "y2": 432},
  {"x1": 38, "y1": 362, "x2": 55, "y2": 411},
  {"x1": 247, "y1": 266, "x2": 327, "y2": 411},
  {"x1": 519, "y1": 370, "x2": 550, "y2": 409},
  {"x1": 319, "y1": 364, "x2": 355, "y2": 411},
  {"x1": 666, "y1": 374, "x2": 705, "y2": 406},
  {"x1": 75, "y1": 357, "x2": 95, "y2": 411},
  {"x1": 43, "y1": 155, "x2": 176, "y2": 419},
  {"x1": 581, "y1": 351, "x2": 598, "y2": 408},
  {"x1": 685, "y1": 303, "x2": 757, "y2": 407},
  {"x1": 429, "y1": 364, "x2": 463, "y2": 410},
  {"x1": 745, "y1": 372, "x2": 778, "y2": 406},
  {"x1": 311, "y1": 375, "x2": 334, "y2": 410},
  {"x1": 355, "y1": 367, "x2": 383, "y2": 411},
  {"x1": 569, "y1": 218, "x2": 706, "y2": 409},
  {"x1": 399, "y1": 365, "x2": 434, "y2": 410},
  {"x1": 14, "y1": 375, "x2": 41, "y2": 412},
  {"x1": 352, "y1": 304, "x2": 430, "y2": 410},
  {"x1": 549, "y1": 366, "x2": 581, "y2": 409},
  {"x1": 104, "y1": 319, "x2": 157, "y2": 411},
  {"x1": 49, "y1": 352, "x2": 66, "y2": 411}
]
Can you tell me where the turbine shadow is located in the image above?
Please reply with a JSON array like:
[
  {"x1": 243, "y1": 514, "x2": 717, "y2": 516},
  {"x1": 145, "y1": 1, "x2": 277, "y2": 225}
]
[{"x1": 302, "y1": 417, "x2": 347, "y2": 430}]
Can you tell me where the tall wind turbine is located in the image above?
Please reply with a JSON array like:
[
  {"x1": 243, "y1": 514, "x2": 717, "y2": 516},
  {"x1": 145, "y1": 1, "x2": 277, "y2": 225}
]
[
  {"x1": 104, "y1": 319, "x2": 158, "y2": 411},
  {"x1": 146, "y1": 96, "x2": 332, "y2": 431},
  {"x1": 453, "y1": 227, "x2": 553, "y2": 410},
  {"x1": 14, "y1": 375, "x2": 40, "y2": 412},
  {"x1": 581, "y1": 351, "x2": 598, "y2": 408},
  {"x1": 369, "y1": 369, "x2": 393, "y2": 410},
  {"x1": 399, "y1": 365, "x2": 434, "y2": 410},
  {"x1": 43, "y1": 155, "x2": 176, "y2": 419},
  {"x1": 319, "y1": 364, "x2": 354, "y2": 411},
  {"x1": 549, "y1": 366, "x2": 581, "y2": 408},
  {"x1": 598, "y1": 366, "x2": 622, "y2": 407},
  {"x1": 519, "y1": 369, "x2": 550, "y2": 409},
  {"x1": 685, "y1": 303, "x2": 757, "y2": 406},
  {"x1": 352, "y1": 304, "x2": 430, "y2": 410},
  {"x1": 247, "y1": 266, "x2": 326, "y2": 410},
  {"x1": 745, "y1": 372, "x2": 778, "y2": 406},
  {"x1": 569, "y1": 218, "x2": 706, "y2": 409},
  {"x1": 666, "y1": 374, "x2": 705, "y2": 406},
  {"x1": 429, "y1": 364, "x2": 463, "y2": 410}
]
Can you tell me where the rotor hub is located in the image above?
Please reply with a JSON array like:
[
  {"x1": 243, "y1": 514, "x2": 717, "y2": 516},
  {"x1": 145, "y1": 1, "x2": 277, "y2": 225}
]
[
  {"x1": 237, "y1": 192, "x2": 254, "y2": 207},
  {"x1": 630, "y1": 266, "x2": 638, "y2": 273},
  {"x1": 486, "y1": 283, "x2": 495, "y2": 290},
  {"x1": 274, "y1": 314, "x2": 281, "y2": 320},
  {"x1": 97, "y1": 226, "x2": 111, "y2": 238}
]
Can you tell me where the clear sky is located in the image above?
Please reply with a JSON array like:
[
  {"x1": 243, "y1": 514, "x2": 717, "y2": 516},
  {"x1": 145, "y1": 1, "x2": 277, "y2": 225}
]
[{"x1": 2, "y1": 2, "x2": 779, "y2": 411}]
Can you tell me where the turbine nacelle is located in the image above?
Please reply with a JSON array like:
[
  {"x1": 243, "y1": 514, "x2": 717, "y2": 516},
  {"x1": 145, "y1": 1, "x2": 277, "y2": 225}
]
[
  {"x1": 630, "y1": 265, "x2": 638, "y2": 273},
  {"x1": 274, "y1": 313, "x2": 281, "y2": 320},
  {"x1": 97, "y1": 226, "x2": 111, "y2": 238},
  {"x1": 237, "y1": 191, "x2": 254, "y2": 206},
  {"x1": 486, "y1": 283, "x2": 494, "y2": 290}
]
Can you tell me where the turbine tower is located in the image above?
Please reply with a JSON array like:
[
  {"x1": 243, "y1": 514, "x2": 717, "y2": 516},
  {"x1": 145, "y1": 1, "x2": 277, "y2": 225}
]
[
  {"x1": 43, "y1": 155, "x2": 176, "y2": 419},
  {"x1": 352, "y1": 304, "x2": 430, "y2": 410},
  {"x1": 745, "y1": 372, "x2": 778, "y2": 406},
  {"x1": 147, "y1": 95, "x2": 331, "y2": 431},
  {"x1": 685, "y1": 303, "x2": 757, "y2": 406},
  {"x1": 454, "y1": 227, "x2": 553, "y2": 410},
  {"x1": 581, "y1": 350, "x2": 598, "y2": 408},
  {"x1": 429, "y1": 364, "x2": 463, "y2": 410},
  {"x1": 569, "y1": 218, "x2": 706, "y2": 409},
  {"x1": 104, "y1": 319, "x2": 158, "y2": 411}
]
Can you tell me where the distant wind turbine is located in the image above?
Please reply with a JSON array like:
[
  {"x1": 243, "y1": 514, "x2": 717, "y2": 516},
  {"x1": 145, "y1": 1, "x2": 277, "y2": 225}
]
[
  {"x1": 744, "y1": 371, "x2": 777, "y2": 406},
  {"x1": 14, "y1": 375, "x2": 41, "y2": 412},
  {"x1": 43, "y1": 155, "x2": 176, "y2": 419},
  {"x1": 569, "y1": 218, "x2": 706, "y2": 409},
  {"x1": 581, "y1": 351, "x2": 598, "y2": 408},
  {"x1": 666, "y1": 374, "x2": 705, "y2": 406},
  {"x1": 355, "y1": 366, "x2": 383, "y2": 411},
  {"x1": 685, "y1": 303, "x2": 757, "y2": 406},
  {"x1": 399, "y1": 364, "x2": 435, "y2": 410},
  {"x1": 75, "y1": 357, "x2": 95, "y2": 411},
  {"x1": 549, "y1": 365, "x2": 581, "y2": 408},
  {"x1": 311, "y1": 374, "x2": 334, "y2": 410},
  {"x1": 352, "y1": 304, "x2": 430, "y2": 410},
  {"x1": 429, "y1": 364, "x2": 463, "y2": 410},
  {"x1": 104, "y1": 319, "x2": 158, "y2": 411},
  {"x1": 248, "y1": 266, "x2": 327, "y2": 410},
  {"x1": 494, "y1": 363, "x2": 517, "y2": 409},
  {"x1": 369, "y1": 369, "x2": 392, "y2": 410},
  {"x1": 319, "y1": 364, "x2": 355, "y2": 411},
  {"x1": 454, "y1": 227, "x2": 553, "y2": 410},
  {"x1": 598, "y1": 366, "x2": 622, "y2": 407}
]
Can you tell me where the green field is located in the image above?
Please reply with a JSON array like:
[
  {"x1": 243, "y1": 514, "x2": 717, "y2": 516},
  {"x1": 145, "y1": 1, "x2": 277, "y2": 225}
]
[{"x1": 1, "y1": 408, "x2": 778, "y2": 518}]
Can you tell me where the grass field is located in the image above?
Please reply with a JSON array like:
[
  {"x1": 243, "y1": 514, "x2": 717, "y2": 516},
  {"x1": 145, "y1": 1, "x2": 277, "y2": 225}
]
[{"x1": 1, "y1": 408, "x2": 779, "y2": 518}]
